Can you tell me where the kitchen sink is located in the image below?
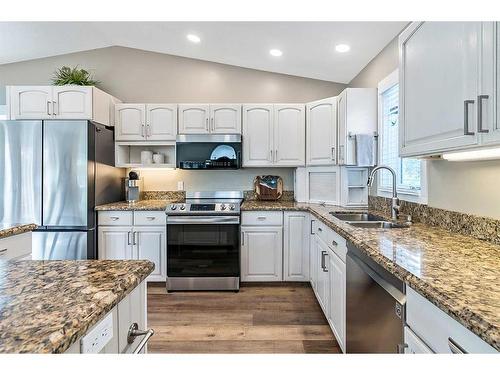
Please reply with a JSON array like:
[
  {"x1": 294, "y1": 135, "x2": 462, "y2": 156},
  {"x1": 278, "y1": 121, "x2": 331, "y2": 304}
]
[
  {"x1": 346, "y1": 221, "x2": 409, "y2": 229},
  {"x1": 330, "y1": 212, "x2": 386, "y2": 222}
]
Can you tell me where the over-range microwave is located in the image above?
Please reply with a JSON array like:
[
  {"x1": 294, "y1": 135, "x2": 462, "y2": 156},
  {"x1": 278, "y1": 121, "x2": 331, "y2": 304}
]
[{"x1": 176, "y1": 134, "x2": 242, "y2": 170}]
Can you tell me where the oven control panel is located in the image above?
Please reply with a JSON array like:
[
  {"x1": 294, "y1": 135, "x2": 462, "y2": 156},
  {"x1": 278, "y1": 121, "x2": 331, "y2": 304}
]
[{"x1": 166, "y1": 203, "x2": 239, "y2": 214}]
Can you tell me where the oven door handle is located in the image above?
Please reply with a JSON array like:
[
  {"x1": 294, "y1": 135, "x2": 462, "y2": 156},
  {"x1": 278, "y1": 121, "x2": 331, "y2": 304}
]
[{"x1": 166, "y1": 215, "x2": 240, "y2": 224}]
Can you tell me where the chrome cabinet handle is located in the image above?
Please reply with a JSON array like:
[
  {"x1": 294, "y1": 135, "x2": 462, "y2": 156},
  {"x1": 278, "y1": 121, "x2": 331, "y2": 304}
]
[
  {"x1": 463, "y1": 100, "x2": 475, "y2": 135},
  {"x1": 205, "y1": 117, "x2": 209, "y2": 131},
  {"x1": 321, "y1": 251, "x2": 328, "y2": 272},
  {"x1": 52, "y1": 101, "x2": 57, "y2": 115},
  {"x1": 270, "y1": 149, "x2": 273, "y2": 162},
  {"x1": 275, "y1": 149, "x2": 278, "y2": 162},
  {"x1": 211, "y1": 117, "x2": 214, "y2": 131},
  {"x1": 127, "y1": 231, "x2": 132, "y2": 246},
  {"x1": 0, "y1": 248, "x2": 8, "y2": 255},
  {"x1": 141, "y1": 124, "x2": 145, "y2": 137},
  {"x1": 310, "y1": 220, "x2": 315, "y2": 235},
  {"x1": 110, "y1": 216, "x2": 119, "y2": 221},
  {"x1": 47, "y1": 101, "x2": 51, "y2": 115},
  {"x1": 127, "y1": 322, "x2": 154, "y2": 354},
  {"x1": 133, "y1": 231, "x2": 138, "y2": 245},
  {"x1": 477, "y1": 95, "x2": 489, "y2": 133},
  {"x1": 241, "y1": 231, "x2": 244, "y2": 246},
  {"x1": 331, "y1": 147, "x2": 336, "y2": 161},
  {"x1": 147, "y1": 124, "x2": 151, "y2": 136},
  {"x1": 257, "y1": 216, "x2": 266, "y2": 220},
  {"x1": 448, "y1": 337, "x2": 467, "y2": 354},
  {"x1": 146, "y1": 216, "x2": 155, "y2": 221}
]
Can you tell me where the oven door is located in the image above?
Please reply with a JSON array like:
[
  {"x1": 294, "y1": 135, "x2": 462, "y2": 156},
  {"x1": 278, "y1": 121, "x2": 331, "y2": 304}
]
[{"x1": 167, "y1": 216, "x2": 240, "y2": 278}]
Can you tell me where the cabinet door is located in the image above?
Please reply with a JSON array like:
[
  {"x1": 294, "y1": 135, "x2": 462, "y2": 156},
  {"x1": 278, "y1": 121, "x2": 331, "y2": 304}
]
[
  {"x1": 309, "y1": 224, "x2": 318, "y2": 290},
  {"x1": 52, "y1": 86, "x2": 92, "y2": 119},
  {"x1": 283, "y1": 212, "x2": 309, "y2": 281},
  {"x1": 9, "y1": 86, "x2": 53, "y2": 119},
  {"x1": 328, "y1": 250, "x2": 346, "y2": 352},
  {"x1": 480, "y1": 22, "x2": 500, "y2": 145},
  {"x1": 242, "y1": 105, "x2": 274, "y2": 166},
  {"x1": 400, "y1": 22, "x2": 481, "y2": 156},
  {"x1": 115, "y1": 104, "x2": 146, "y2": 141},
  {"x1": 274, "y1": 104, "x2": 306, "y2": 166},
  {"x1": 134, "y1": 226, "x2": 166, "y2": 282},
  {"x1": 98, "y1": 226, "x2": 134, "y2": 260},
  {"x1": 315, "y1": 236, "x2": 330, "y2": 314},
  {"x1": 117, "y1": 282, "x2": 147, "y2": 353},
  {"x1": 178, "y1": 104, "x2": 210, "y2": 134},
  {"x1": 210, "y1": 104, "x2": 242, "y2": 134},
  {"x1": 241, "y1": 226, "x2": 282, "y2": 281},
  {"x1": 306, "y1": 98, "x2": 337, "y2": 166},
  {"x1": 146, "y1": 104, "x2": 177, "y2": 141}
]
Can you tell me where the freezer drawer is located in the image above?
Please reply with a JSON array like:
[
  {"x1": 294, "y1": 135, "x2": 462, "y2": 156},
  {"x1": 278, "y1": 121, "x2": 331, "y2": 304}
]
[{"x1": 32, "y1": 230, "x2": 94, "y2": 260}]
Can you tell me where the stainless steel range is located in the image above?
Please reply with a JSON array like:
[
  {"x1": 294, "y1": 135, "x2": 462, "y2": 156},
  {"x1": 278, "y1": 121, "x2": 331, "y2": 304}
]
[{"x1": 165, "y1": 191, "x2": 243, "y2": 291}]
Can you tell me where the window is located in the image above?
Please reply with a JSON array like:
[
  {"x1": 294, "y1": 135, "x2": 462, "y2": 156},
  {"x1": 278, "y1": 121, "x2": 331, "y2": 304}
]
[{"x1": 377, "y1": 70, "x2": 427, "y2": 203}]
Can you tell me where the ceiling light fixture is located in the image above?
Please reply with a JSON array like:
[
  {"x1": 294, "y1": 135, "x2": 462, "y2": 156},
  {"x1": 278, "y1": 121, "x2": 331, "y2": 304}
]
[
  {"x1": 442, "y1": 147, "x2": 500, "y2": 162},
  {"x1": 269, "y1": 49, "x2": 283, "y2": 57},
  {"x1": 335, "y1": 44, "x2": 351, "y2": 53},
  {"x1": 187, "y1": 34, "x2": 201, "y2": 43}
]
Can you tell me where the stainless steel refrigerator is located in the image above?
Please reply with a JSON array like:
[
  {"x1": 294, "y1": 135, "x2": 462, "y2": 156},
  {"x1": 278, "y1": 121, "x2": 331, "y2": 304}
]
[{"x1": 0, "y1": 120, "x2": 124, "y2": 259}]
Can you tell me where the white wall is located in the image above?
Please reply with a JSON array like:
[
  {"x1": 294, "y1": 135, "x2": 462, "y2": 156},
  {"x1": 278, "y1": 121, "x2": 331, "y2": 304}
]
[
  {"x1": 349, "y1": 35, "x2": 500, "y2": 219},
  {"x1": 0, "y1": 46, "x2": 346, "y2": 192}
]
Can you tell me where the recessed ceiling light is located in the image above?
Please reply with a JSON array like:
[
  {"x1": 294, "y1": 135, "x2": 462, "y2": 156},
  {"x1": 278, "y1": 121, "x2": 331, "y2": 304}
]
[
  {"x1": 187, "y1": 34, "x2": 201, "y2": 43},
  {"x1": 335, "y1": 44, "x2": 350, "y2": 53},
  {"x1": 269, "y1": 49, "x2": 283, "y2": 57}
]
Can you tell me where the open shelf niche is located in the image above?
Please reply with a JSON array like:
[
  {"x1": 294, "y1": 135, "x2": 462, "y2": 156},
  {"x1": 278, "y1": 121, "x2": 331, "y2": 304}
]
[{"x1": 115, "y1": 141, "x2": 176, "y2": 168}]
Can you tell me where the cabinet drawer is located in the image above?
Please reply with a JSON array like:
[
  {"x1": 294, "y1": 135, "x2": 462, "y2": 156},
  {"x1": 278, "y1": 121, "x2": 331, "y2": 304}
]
[
  {"x1": 134, "y1": 211, "x2": 166, "y2": 226},
  {"x1": 0, "y1": 232, "x2": 32, "y2": 260},
  {"x1": 328, "y1": 229, "x2": 347, "y2": 263},
  {"x1": 313, "y1": 220, "x2": 329, "y2": 243},
  {"x1": 241, "y1": 211, "x2": 283, "y2": 226},
  {"x1": 98, "y1": 211, "x2": 133, "y2": 226},
  {"x1": 406, "y1": 286, "x2": 496, "y2": 353}
]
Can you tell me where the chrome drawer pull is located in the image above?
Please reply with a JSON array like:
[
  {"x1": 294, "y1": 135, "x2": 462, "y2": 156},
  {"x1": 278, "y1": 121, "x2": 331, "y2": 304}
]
[
  {"x1": 127, "y1": 322, "x2": 154, "y2": 354},
  {"x1": 0, "y1": 248, "x2": 8, "y2": 255},
  {"x1": 317, "y1": 227, "x2": 322, "y2": 232},
  {"x1": 321, "y1": 250, "x2": 328, "y2": 272},
  {"x1": 110, "y1": 216, "x2": 119, "y2": 221},
  {"x1": 477, "y1": 95, "x2": 489, "y2": 133},
  {"x1": 257, "y1": 216, "x2": 266, "y2": 220},
  {"x1": 146, "y1": 217, "x2": 156, "y2": 220},
  {"x1": 331, "y1": 240, "x2": 338, "y2": 247},
  {"x1": 463, "y1": 100, "x2": 475, "y2": 135}
]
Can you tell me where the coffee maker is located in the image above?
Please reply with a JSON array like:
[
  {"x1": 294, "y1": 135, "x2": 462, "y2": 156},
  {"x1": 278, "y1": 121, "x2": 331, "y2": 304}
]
[{"x1": 125, "y1": 171, "x2": 143, "y2": 202}]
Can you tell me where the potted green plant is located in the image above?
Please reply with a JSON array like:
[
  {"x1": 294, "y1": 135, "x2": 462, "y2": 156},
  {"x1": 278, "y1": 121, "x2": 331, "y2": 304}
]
[{"x1": 52, "y1": 66, "x2": 100, "y2": 86}]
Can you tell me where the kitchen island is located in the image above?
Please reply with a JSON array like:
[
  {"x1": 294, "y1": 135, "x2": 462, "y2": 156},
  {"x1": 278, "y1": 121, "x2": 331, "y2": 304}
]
[{"x1": 0, "y1": 259, "x2": 154, "y2": 353}]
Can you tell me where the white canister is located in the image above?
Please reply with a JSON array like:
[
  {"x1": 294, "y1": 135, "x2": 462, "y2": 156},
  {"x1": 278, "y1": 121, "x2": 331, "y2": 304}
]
[
  {"x1": 153, "y1": 153, "x2": 165, "y2": 164},
  {"x1": 141, "y1": 151, "x2": 153, "y2": 165}
]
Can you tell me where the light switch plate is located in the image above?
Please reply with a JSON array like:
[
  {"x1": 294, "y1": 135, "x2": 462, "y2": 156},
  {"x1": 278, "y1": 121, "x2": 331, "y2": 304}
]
[{"x1": 80, "y1": 312, "x2": 113, "y2": 354}]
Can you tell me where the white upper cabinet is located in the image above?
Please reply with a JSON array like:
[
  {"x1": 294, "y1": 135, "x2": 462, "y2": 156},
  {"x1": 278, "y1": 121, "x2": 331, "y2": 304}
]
[
  {"x1": 243, "y1": 104, "x2": 305, "y2": 167},
  {"x1": 242, "y1": 104, "x2": 274, "y2": 166},
  {"x1": 178, "y1": 104, "x2": 210, "y2": 134},
  {"x1": 115, "y1": 104, "x2": 146, "y2": 141},
  {"x1": 306, "y1": 97, "x2": 337, "y2": 166},
  {"x1": 210, "y1": 104, "x2": 241, "y2": 134},
  {"x1": 337, "y1": 88, "x2": 377, "y2": 165},
  {"x1": 399, "y1": 22, "x2": 483, "y2": 157},
  {"x1": 52, "y1": 86, "x2": 92, "y2": 119},
  {"x1": 9, "y1": 86, "x2": 55, "y2": 120},
  {"x1": 146, "y1": 104, "x2": 177, "y2": 141},
  {"x1": 7, "y1": 85, "x2": 119, "y2": 125},
  {"x1": 274, "y1": 104, "x2": 306, "y2": 166}
]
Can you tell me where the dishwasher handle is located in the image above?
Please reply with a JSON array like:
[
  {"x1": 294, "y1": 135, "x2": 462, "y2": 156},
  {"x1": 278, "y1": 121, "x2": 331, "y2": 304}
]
[{"x1": 348, "y1": 252, "x2": 406, "y2": 306}]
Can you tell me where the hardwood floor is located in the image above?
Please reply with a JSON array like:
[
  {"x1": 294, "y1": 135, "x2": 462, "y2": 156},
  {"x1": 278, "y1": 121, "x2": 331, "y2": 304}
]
[{"x1": 147, "y1": 282, "x2": 341, "y2": 354}]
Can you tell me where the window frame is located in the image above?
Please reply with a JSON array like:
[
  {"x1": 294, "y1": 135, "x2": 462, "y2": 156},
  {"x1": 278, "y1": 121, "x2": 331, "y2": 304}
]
[{"x1": 377, "y1": 70, "x2": 428, "y2": 204}]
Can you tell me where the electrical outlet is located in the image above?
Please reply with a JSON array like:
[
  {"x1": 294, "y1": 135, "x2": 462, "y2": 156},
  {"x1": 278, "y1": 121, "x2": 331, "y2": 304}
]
[
  {"x1": 80, "y1": 312, "x2": 113, "y2": 354},
  {"x1": 177, "y1": 181, "x2": 184, "y2": 191}
]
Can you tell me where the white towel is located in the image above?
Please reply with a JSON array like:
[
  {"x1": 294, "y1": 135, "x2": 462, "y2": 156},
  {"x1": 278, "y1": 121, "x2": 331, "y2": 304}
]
[{"x1": 355, "y1": 134, "x2": 375, "y2": 166}]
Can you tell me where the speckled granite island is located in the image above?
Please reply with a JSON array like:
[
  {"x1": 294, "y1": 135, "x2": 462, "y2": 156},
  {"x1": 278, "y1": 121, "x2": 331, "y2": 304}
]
[
  {"x1": 0, "y1": 259, "x2": 154, "y2": 353},
  {"x1": 241, "y1": 200, "x2": 500, "y2": 351}
]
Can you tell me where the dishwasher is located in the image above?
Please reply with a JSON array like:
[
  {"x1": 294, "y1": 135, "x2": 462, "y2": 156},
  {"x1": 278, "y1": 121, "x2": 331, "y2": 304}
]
[{"x1": 346, "y1": 241, "x2": 407, "y2": 353}]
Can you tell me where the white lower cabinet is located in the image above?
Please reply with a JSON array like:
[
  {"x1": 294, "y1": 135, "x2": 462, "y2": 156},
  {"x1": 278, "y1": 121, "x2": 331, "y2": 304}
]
[
  {"x1": 241, "y1": 226, "x2": 283, "y2": 282},
  {"x1": 315, "y1": 236, "x2": 330, "y2": 313},
  {"x1": 283, "y1": 212, "x2": 309, "y2": 281},
  {"x1": 0, "y1": 232, "x2": 32, "y2": 260},
  {"x1": 66, "y1": 281, "x2": 148, "y2": 354},
  {"x1": 404, "y1": 326, "x2": 433, "y2": 354},
  {"x1": 328, "y1": 248, "x2": 346, "y2": 352},
  {"x1": 98, "y1": 211, "x2": 166, "y2": 282}
]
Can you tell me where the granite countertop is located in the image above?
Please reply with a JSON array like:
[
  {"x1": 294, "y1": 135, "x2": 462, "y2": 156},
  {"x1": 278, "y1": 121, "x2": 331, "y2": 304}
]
[
  {"x1": 0, "y1": 259, "x2": 154, "y2": 353},
  {"x1": 0, "y1": 223, "x2": 37, "y2": 240},
  {"x1": 241, "y1": 200, "x2": 500, "y2": 351},
  {"x1": 95, "y1": 199, "x2": 179, "y2": 211}
]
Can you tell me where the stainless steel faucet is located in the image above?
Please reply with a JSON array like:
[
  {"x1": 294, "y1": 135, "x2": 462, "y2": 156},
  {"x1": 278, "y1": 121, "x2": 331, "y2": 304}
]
[{"x1": 367, "y1": 165, "x2": 400, "y2": 222}]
